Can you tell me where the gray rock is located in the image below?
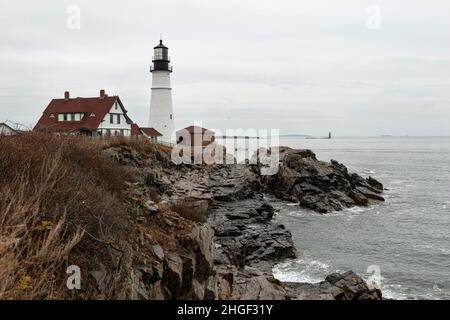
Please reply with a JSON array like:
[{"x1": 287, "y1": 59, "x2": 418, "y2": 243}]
[
  {"x1": 130, "y1": 270, "x2": 150, "y2": 300},
  {"x1": 152, "y1": 245, "x2": 165, "y2": 261},
  {"x1": 89, "y1": 263, "x2": 110, "y2": 292},
  {"x1": 257, "y1": 147, "x2": 385, "y2": 214},
  {"x1": 162, "y1": 254, "x2": 184, "y2": 299},
  {"x1": 144, "y1": 200, "x2": 159, "y2": 213},
  {"x1": 285, "y1": 271, "x2": 382, "y2": 300}
]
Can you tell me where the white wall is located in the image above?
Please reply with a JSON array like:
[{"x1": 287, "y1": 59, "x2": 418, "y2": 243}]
[
  {"x1": 149, "y1": 70, "x2": 175, "y2": 143},
  {"x1": 0, "y1": 124, "x2": 14, "y2": 135},
  {"x1": 97, "y1": 99, "x2": 131, "y2": 136}
]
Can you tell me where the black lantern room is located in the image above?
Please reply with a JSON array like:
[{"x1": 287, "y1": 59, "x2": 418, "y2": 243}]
[{"x1": 151, "y1": 40, "x2": 172, "y2": 72}]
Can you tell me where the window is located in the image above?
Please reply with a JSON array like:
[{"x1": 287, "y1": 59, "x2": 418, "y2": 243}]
[
  {"x1": 170, "y1": 114, "x2": 172, "y2": 120},
  {"x1": 63, "y1": 114, "x2": 68, "y2": 121},
  {"x1": 115, "y1": 102, "x2": 118, "y2": 110},
  {"x1": 117, "y1": 114, "x2": 121, "y2": 124},
  {"x1": 155, "y1": 48, "x2": 163, "y2": 59},
  {"x1": 70, "y1": 114, "x2": 75, "y2": 121},
  {"x1": 110, "y1": 114, "x2": 114, "y2": 124},
  {"x1": 49, "y1": 113, "x2": 55, "y2": 118},
  {"x1": 154, "y1": 48, "x2": 168, "y2": 60}
]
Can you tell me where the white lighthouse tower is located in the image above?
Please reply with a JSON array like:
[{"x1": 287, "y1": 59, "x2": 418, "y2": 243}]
[{"x1": 149, "y1": 39, "x2": 175, "y2": 143}]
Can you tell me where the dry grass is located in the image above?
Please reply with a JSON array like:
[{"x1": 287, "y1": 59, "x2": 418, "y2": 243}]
[
  {"x1": 100, "y1": 135, "x2": 172, "y2": 156},
  {"x1": 0, "y1": 133, "x2": 136, "y2": 299}
]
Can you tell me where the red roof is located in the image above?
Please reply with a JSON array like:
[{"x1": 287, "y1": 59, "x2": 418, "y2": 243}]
[
  {"x1": 131, "y1": 123, "x2": 142, "y2": 136},
  {"x1": 34, "y1": 95, "x2": 131, "y2": 132},
  {"x1": 140, "y1": 127, "x2": 162, "y2": 137},
  {"x1": 179, "y1": 126, "x2": 213, "y2": 134}
]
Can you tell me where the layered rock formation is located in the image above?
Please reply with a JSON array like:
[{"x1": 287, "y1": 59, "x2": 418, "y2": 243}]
[
  {"x1": 258, "y1": 147, "x2": 385, "y2": 213},
  {"x1": 1, "y1": 135, "x2": 384, "y2": 300},
  {"x1": 98, "y1": 144, "x2": 385, "y2": 300}
]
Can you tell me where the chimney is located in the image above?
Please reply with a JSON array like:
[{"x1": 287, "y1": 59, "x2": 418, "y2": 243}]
[
  {"x1": 64, "y1": 91, "x2": 70, "y2": 100},
  {"x1": 100, "y1": 89, "x2": 106, "y2": 99}
]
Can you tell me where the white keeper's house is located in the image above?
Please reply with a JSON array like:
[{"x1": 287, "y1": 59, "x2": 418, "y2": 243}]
[
  {"x1": 34, "y1": 38, "x2": 180, "y2": 143},
  {"x1": 34, "y1": 89, "x2": 161, "y2": 140},
  {"x1": 0, "y1": 122, "x2": 17, "y2": 135}
]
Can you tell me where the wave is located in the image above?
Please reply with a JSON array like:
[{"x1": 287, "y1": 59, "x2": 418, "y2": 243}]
[
  {"x1": 273, "y1": 255, "x2": 332, "y2": 284},
  {"x1": 272, "y1": 255, "x2": 449, "y2": 300}
]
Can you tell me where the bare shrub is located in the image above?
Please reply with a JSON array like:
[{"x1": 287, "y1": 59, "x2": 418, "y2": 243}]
[
  {"x1": 0, "y1": 133, "x2": 134, "y2": 299},
  {"x1": 0, "y1": 147, "x2": 82, "y2": 299}
]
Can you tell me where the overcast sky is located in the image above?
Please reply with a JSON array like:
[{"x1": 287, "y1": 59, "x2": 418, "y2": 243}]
[{"x1": 1, "y1": 0, "x2": 449, "y2": 136}]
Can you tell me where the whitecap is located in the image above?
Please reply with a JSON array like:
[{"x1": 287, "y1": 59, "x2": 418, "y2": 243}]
[
  {"x1": 272, "y1": 268, "x2": 323, "y2": 284},
  {"x1": 381, "y1": 285, "x2": 410, "y2": 300},
  {"x1": 272, "y1": 256, "x2": 331, "y2": 284}
]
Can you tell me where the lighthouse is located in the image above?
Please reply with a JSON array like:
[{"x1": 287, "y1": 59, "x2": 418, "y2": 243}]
[{"x1": 149, "y1": 39, "x2": 175, "y2": 143}]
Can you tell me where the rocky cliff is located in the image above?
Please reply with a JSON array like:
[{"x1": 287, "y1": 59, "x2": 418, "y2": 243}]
[
  {"x1": 0, "y1": 135, "x2": 383, "y2": 300},
  {"x1": 99, "y1": 143, "x2": 383, "y2": 300}
]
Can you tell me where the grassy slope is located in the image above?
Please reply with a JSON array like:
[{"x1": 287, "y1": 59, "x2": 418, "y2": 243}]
[{"x1": 0, "y1": 133, "x2": 189, "y2": 299}]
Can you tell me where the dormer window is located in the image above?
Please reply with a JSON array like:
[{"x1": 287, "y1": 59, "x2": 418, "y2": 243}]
[
  {"x1": 90, "y1": 113, "x2": 96, "y2": 117},
  {"x1": 49, "y1": 113, "x2": 55, "y2": 118},
  {"x1": 57, "y1": 113, "x2": 85, "y2": 122}
]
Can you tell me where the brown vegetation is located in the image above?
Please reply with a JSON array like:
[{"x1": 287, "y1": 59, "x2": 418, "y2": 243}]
[{"x1": 0, "y1": 133, "x2": 140, "y2": 299}]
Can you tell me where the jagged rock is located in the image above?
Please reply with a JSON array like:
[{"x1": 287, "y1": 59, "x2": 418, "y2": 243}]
[
  {"x1": 284, "y1": 271, "x2": 382, "y2": 300},
  {"x1": 228, "y1": 269, "x2": 287, "y2": 300},
  {"x1": 355, "y1": 186, "x2": 385, "y2": 201},
  {"x1": 151, "y1": 245, "x2": 165, "y2": 261},
  {"x1": 258, "y1": 147, "x2": 385, "y2": 214},
  {"x1": 204, "y1": 275, "x2": 218, "y2": 300},
  {"x1": 325, "y1": 271, "x2": 382, "y2": 300},
  {"x1": 209, "y1": 198, "x2": 296, "y2": 270},
  {"x1": 130, "y1": 270, "x2": 150, "y2": 300},
  {"x1": 163, "y1": 254, "x2": 184, "y2": 299},
  {"x1": 368, "y1": 176, "x2": 384, "y2": 192},
  {"x1": 97, "y1": 143, "x2": 385, "y2": 301},
  {"x1": 89, "y1": 263, "x2": 110, "y2": 292}
]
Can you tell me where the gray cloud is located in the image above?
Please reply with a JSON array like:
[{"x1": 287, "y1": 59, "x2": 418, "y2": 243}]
[{"x1": 1, "y1": 0, "x2": 449, "y2": 135}]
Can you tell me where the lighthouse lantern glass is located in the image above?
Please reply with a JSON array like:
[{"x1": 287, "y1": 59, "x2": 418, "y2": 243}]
[{"x1": 155, "y1": 48, "x2": 168, "y2": 60}]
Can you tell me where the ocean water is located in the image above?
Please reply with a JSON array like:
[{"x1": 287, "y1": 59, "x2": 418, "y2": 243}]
[{"x1": 271, "y1": 137, "x2": 450, "y2": 300}]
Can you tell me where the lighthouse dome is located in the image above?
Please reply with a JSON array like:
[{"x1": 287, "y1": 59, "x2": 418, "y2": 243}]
[
  {"x1": 151, "y1": 39, "x2": 172, "y2": 72},
  {"x1": 154, "y1": 39, "x2": 168, "y2": 49}
]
